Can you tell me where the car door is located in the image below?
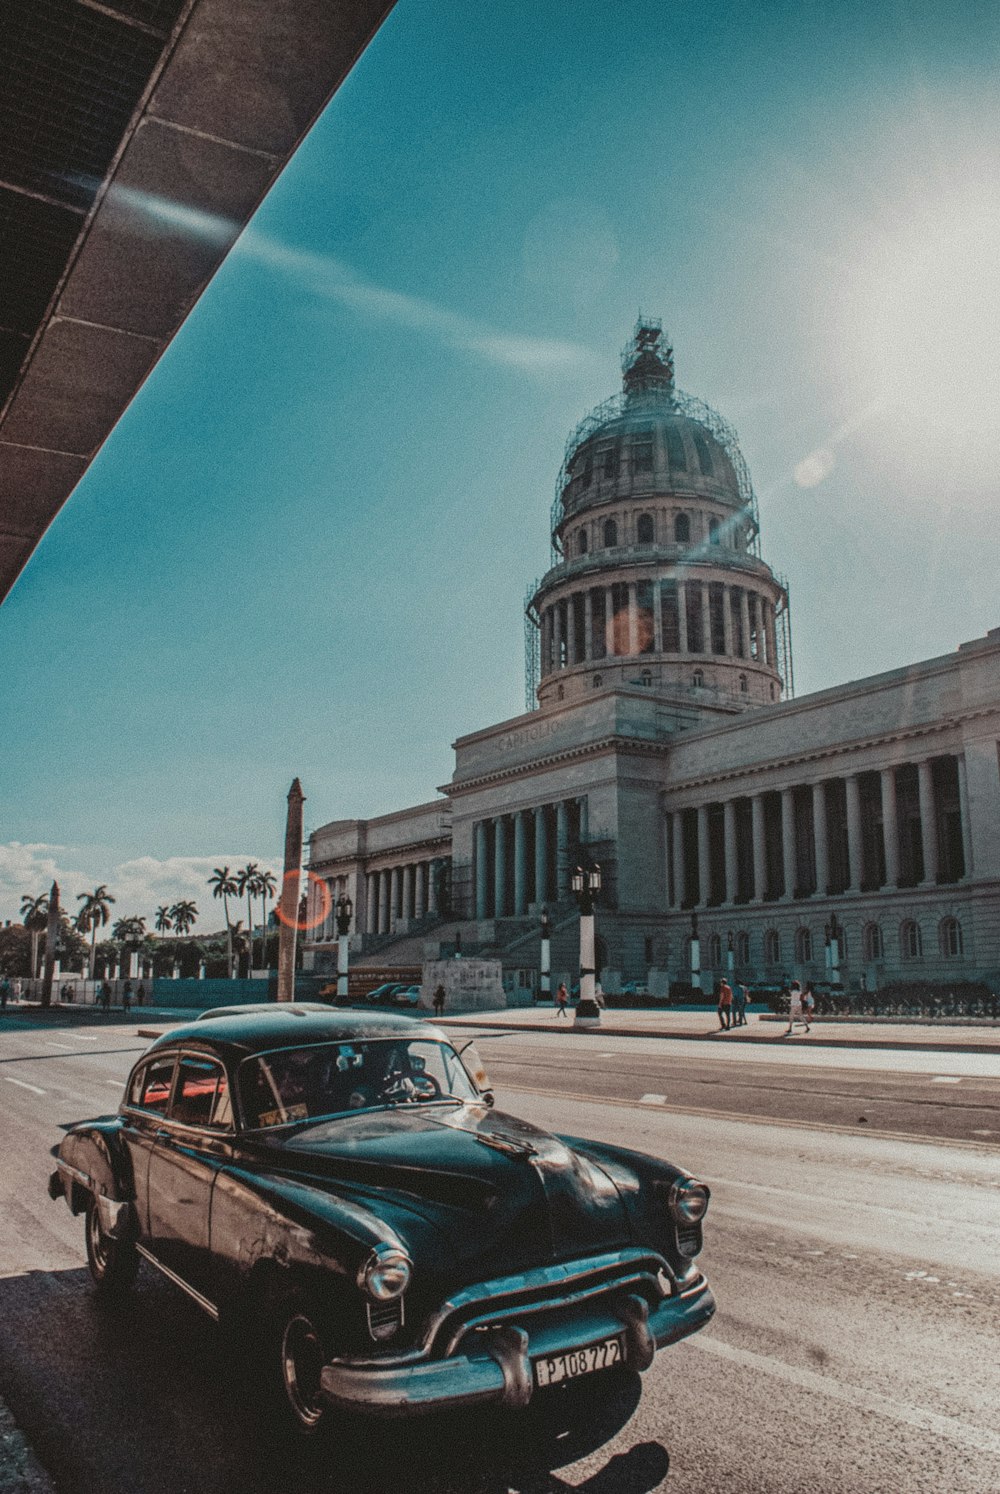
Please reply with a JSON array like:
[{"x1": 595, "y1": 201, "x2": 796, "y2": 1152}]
[
  {"x1": 145, "y1": 1052, "x2": 233, "y2": 1299},
  {"x1": 119, "y1": 1051, "x2": 179, "y2": 1236}
]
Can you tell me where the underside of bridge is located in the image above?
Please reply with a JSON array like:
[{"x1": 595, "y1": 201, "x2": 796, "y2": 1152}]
[{"x1": 0, "y1": 0, "x2": 395, "y2": 605}]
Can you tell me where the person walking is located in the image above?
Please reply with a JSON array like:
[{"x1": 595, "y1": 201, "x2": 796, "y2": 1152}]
[
  {"x1": 122, "y1": 979, "x2": 133, "y2": 1015},
  {"x1": 136, "y1": 981, "x2": 146, "y2": 1006},
  {"x1": 716, "y1": 978, "x2": 733, "y2": 1030},
  {"x1": 0, "y1": 976, "x2": 9, "y2": 1013},
  {"x1": 802, "y1": 984, "x2": 815, "y2": 1031},
  {"x1": 555, "y1": 982, "x2": 569, "y2": 1018},
  {"x1": 99, "y1": 979, "x2": 111, "y2": 1014},
  {"x1": 433, "y1": 983, "x2": 446, "y2": 1018},
  {"x1": 785, "y1": 980, "x2": 808, "y2": 1035},
  {"x1": 732, "y1": 981, "x2": 748, "y2": 1027}
]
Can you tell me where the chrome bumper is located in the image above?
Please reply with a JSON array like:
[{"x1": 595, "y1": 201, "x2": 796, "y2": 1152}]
[{"x1": 319, "y1": 1275, "x2": 715, "y2": 1417}]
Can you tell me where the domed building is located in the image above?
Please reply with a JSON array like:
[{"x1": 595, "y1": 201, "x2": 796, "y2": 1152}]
[{"x1": 305, "y1": 322, "x2": 1000, "y2": 998}]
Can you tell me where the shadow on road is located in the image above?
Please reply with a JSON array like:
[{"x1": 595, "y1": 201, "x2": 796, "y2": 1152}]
[{"x1": 0, "y1": 1266, "x2": 669, "y2": 1494}]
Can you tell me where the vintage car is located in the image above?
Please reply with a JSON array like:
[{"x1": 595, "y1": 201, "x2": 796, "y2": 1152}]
[{"x1": 48, "y1": 1010, "x2": 714, "y2": 1435}]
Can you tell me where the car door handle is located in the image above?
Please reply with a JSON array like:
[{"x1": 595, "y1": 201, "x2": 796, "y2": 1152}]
[{"x1": 154, "y1": 1128, "x2": 170, "y2": 1142}]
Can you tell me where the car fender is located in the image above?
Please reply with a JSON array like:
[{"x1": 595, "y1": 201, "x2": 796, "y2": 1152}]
[{"x1": 51, "y1": 1120, "x2": 136, "y2": 1237}]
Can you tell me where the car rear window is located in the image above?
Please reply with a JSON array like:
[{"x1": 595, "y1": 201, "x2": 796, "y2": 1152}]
[
  {"x1": 171, "y1": 1055, "x2": 232, "y2": 1129},
  {"x1": 128, "y1": 1054, "x2": 177, "y2": 1113}
]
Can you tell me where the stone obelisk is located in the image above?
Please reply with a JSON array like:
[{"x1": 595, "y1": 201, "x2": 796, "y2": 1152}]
[
  {"x1": 41, "y1": 879, "x2": 60, "y2": 1008},
  {"x1": 276, "y1": 778, "x2": 305, "y2": 1002}
]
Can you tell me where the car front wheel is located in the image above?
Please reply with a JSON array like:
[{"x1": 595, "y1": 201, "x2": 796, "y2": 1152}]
[
  {"x1": 84, "y1": 1196, "x2": 138, "y2": 1299},
  {"x1": 257, "y1": 1294, "x2": 330, "y2": 1437}
]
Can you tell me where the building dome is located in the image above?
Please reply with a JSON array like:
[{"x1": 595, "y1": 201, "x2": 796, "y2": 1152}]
[{"x1": 527, "y1": 320, "x2": 791, "y2": 714}]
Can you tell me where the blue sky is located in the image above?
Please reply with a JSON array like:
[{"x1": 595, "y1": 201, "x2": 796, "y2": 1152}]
[{"x1": 2, "y1": 0, "x2": 998, "y2": 925}]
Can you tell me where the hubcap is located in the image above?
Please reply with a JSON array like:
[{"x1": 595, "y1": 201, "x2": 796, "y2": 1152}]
[
  {"x1": 281, "y1": 1313, "x2": 325, "y2": 1427},
  {"x1": 88, "y1": 1205, "x2": 109, "y2": 1273}
]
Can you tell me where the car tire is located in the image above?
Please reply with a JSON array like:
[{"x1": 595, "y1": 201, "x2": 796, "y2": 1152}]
[
  {"x1": 84, "y1": 1196, "x2": 138, "y2": 1299},
  {"x1": 257, "y1": 1293, "x2": 330, "y2": 1438}
]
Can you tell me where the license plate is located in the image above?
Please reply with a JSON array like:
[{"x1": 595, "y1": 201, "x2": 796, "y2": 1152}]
[{"x1": 533, "y1": 1335, "x2": 623, "y2": 1387}]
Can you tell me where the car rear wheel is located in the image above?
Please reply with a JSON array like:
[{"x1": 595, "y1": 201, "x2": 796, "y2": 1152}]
[{"x1": 84, "y1": 1196, "x2": 138, "y2": 1299}]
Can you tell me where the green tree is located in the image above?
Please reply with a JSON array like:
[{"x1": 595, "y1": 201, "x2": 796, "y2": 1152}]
[
  {"x1": 236, "y1": 864, "x2": 260, "y2": 973},
  {"x1": 20, "y1": 893, "x2": 50, "y2": 979},
  {"x1": 76, "y1": 885, "x2": 116, "y2": 978},
  {"x1": 208, "y1": 866, "x2": 238, "y2": 978},
  {"x1": 257, "y1": 868, "x2": 277, "y2": 970},
  {"x1": 154, "y1": 905, "x2": 173, "y2": 935},
  {"x1": 170, "y1": 899, "x2": 198, "y2": 937}
]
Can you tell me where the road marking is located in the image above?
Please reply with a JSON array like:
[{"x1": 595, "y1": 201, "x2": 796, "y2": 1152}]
[
  {"x1": 931, "y1": 1076, "x2": 961, "y2": 1084},
  {"x1": 689, "y1": 1334, "x2": 1000, "y2": 1459},
  {"x1": 68, "y1": 1034, "x2": 98, "y2": 1042},
  {"x1": 4, "y1": 1076, "x2": 46, "y2": 1095},
  {"x1": 639, "y1": 1093, "x2": 667, "y2": 1105},
  {"x1": 104, "y1": 1080, "x2": 123, "y2": 1089}
]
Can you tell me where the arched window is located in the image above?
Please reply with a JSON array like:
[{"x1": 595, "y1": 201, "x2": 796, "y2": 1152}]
[
  {"x1": 692, "y1": 669, "x2": 704, "y2": 688},
  {"x1": 592, "y1": 673, "x2": 602, "y2": 688},
  {"x1": 707, "y1": 933, "x2": 722, "y2": 968},
  {"x1": 764, "y1": 929, "x2": 780, "y2": 965},
  {"x1": 603, "y1": 518, "x2": 618, "y2": 548},
  {"x1": 577, "y1": 529, "x2": 588, "y2": 555},
  {"x1": 769, "y1": 683, "x2": 776, "y2": 700},
  {"x1": 636, "y1": 512, "x2": 654, "y2": 545},
  {"x1": 795, "y1": 927, "x2": 812, "y2": 963},
  {"x1": 736, "y1": 930, "x2": 750, "y2": 965},
  {"x1": 557, "y1": 683, "x2": 564, "y2": 700},
  {"x1": 939, "y1": 917, "x2": 963, "y2": 958},
  {"x1": 640, "y1": 669, "x2": 652, "y2": 687},
  {"x1": 862, "y1": 922, "x2": 884, "y2": 961},
  {"x1": 674, "y1": 513, "x2": 690, "y2": 543},
  {"x1": 739, "y1": 674, "x2": 748, "y2": 694},
  {"x1": 708, "y1": 518, "x2": 720, "y2": 545},
  {"x1": 900, "y1": 919, "x2": 923, "y2": 959}
]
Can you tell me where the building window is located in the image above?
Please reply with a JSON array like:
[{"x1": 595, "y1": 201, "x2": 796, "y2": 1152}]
[
  {"x1": 708, "y1": 518, "x2": 720, "y2": 545},
  {"x1": 692, "y1": 669, "x2": 704, "y2": 688},
  {"x1": 739, "y1": 673, "x2": 748, "y2": 694},
  {"x1": 603, "y1": 518, "x2": 618, "y2": 548},
  {"x1": 674, "y1": 512, "x2": 690, "y2": 543},
  {"x1": 665, "y1": 422, "x2": 687, "y2": 470},
  {"x1": 631, "y1": 430, "x2": 654, "y2": 474},
  {"x1": 640, "y1": 669, "x2": 652, "y2": 687},
  {"x1": 939, "y1": 917, "x2": 963, "y2": 958},
  {"x1": 598, "y1": 441, "x2": 617, "y2": 478},
  {"x1": 764, "y1": 929, "x2": 780, "y2": 965},
  {"x1": 736, "y1": 930, "x2": 750, "y2": 965},
  {"x1": 580, "y1": 449, "x2": 593, "y2": 486},
  {"x1": 693, "y1": 430, "x2": 713, "y2": 475},
  {"x1": 900, "y1": 919, "x2": 923, "y2": 959},
  {"x1": 770, "y1": 683, "x2": 776, "y2": 700},
  {"x1": 592, "y1": 673, "x2": 602, "y2": 687},
  {"x1": 636, "y1": 512, "x2": 654, "y2": 545},
  {"x1": 577, "y1": 529, "x2": 588, "y2": 555},
  {"x1": 795, "y1": 927, "x2": 812, "y2": 963},
  {"x1": 862, "y1": 922, "x2": 884, "y2": 961},
  {"x1": 708, "y1": 933, "x2": 722, "y2": 967}
]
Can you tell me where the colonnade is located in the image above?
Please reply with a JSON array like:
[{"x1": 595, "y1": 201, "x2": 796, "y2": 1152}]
[
  {"x1": 668, "y1": 754, "x2": 971, "y2": 910},
  {"x1": 540, "y1": 577, "x2": 776, "y2": 675},
  {"x1": 362, "y1": 857, "x2": 448, "y2": 936},
  {"x1": 473, "y1": 797, "x2": 588, "y2": 919}
]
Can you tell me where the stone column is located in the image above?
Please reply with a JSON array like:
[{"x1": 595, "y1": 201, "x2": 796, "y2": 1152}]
[
  {"x1": 917, "y1": 759, "x2": 939, "y2": 885},
  {"x1": 845, "y1": 774, "x2": 863, "y2": 892},
  {"x1": 552, "y1": 603, "x2": 563, "y2": 671},
  {"x1": 653, "y1": 580, "x2": 663, "y2": 652},
  {"x1": 766, "y1": 601, "x2": 778, "y2": 667},
  {"x1": 377, "y1": 869, "x2": 388, "y2": 934},
  {"x1": 534, "y1": 806, "x2": 549, "y2": 904},
  {"x1": 475, "y1": 823, "x2": 489, "y2": 920},
  {"x1": 494, "y1": 815, "x2": 508, "y2": 917},
  {"x1": 740, "y1": 588, "x2": 751, "y2": 660},
  {"x1": 415, "y1": 861, "x2": 427, "y2": 919},
  {"x1": 427, "y1": 859, "x2": 439, "y2": 916},
  {"x1": 671, "y1": 810, "x2": 685, "y2": 909},
  {"x1": 722, "y1": 585, "x2": 734, "y2": 656},
  {"x1": 781, "y1": 787, "x2": 796, "y2": 900},
  {"x1": 401, "y1": 863, "x2": 413, "y2": 921},
  {"x1": 677, "y1": 580, "x2": 688, "y2": 653},
  {"x1": 584, "y1": 589, "x2": 594, "y2": 663},
  {"x1": 723, "y1": 799, "x2": 738, "y2": 904},
  {"x1": 566, "y1": 596, "x2": 578, "y2": 666},
  {"x1": 956, "y1": 754, "x2": 974, "y2": 877},
  {"x1": 812, "y1": 781, "x2": 828, "y2": 896},
  {"x1": 697, "y1": 805, "x2": 711, "y2": 907},
  {"x1": 556, "y1": 800, "x2": 570, "y2": 899},
  {"x1": 604, "y1": 586, "x2": 615, "y2": 655},
  {"x1": 390, "y1": 866, "x2": 401, "y2": 925},
  {"x1": 700, "y1": 582, "x2": 712, "y2": 656},
  {"x1": 751, "y1": 793, "x2": 767, "y2": 903},
  {"x1": 513, "y1": 811, "x2": 528, "y2": 916},
  {"x1": 627, "y1": 581, "x2": 638, "y2": 655},
  {"x1": 364, "y1": 873, "x2": 376, "y2": 934},
  {"x1": 880, "y1": 768, "x2": 900, "y2": 888},
  {"x1": 578, "y1": 795, "x2": 589, "y2": 845}
]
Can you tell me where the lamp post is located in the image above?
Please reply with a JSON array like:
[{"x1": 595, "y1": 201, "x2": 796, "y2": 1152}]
[
  {"x1": 726, "y1": 930, "x2": 735, "y2": 979},
  {"x1": 827, "y1": 913, "x2": 841, "y2": 987},
  {"x1": 539, "y1": 909, "x2": 551, "y2": 1003},
  {"x1": 689, "y1": 912, "x2": 701, "y2": 994},
  {"x1": 335, "y1": 893, "x2": 353, "y2": 1002},
  {"x1": 571, "y1": 865, "x2": 602, "y2": 1026}
]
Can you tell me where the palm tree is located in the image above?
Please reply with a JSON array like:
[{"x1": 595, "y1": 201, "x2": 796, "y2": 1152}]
[
  {"x1": 154, "y1": 905, "x2": 173, "y2": 936},
  {"x1": 112, "y1": 916, "x2": 146, "y2": 979},
  {"x1": 257, "y1": 868, "x2": 277, "y2": 971},
  {"x1": 170, "y1": 899, "x2": 198, "y2": 937},
  {"x1": 76, "y1": 885, "x2": 115, "y2": 978},
  {"x1": 208, "y1": 866, "x2": 238, "y2": 977},
  {"x1": 236, "y1": 863, "x2": 260, "y2": 974},
  {"x1": 20, "y1": 893, "x2": 49, "y2": 978}
]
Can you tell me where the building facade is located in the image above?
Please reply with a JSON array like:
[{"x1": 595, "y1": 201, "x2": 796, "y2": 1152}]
[{"x1": 306, "y1": 323, "x2": 1000, "y2": 994}]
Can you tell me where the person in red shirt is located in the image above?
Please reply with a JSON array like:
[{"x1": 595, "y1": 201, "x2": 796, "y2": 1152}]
[{"x1": 717, "y1": 978, "x2": 733, "y2": 1030}]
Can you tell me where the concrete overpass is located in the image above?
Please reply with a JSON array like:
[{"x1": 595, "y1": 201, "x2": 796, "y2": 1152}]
[{"x1": 0, "y1": 0, "x2": 396, "y2": 605}]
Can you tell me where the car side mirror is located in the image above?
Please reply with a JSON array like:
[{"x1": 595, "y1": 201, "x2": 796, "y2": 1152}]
[{"x1": 481, "y1": 1089, "x2": 495, "y2": 1108}]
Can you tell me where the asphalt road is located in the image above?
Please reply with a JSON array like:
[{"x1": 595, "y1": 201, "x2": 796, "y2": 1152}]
[{"x1": 1, "y1": 1012, "x2": 998, "y2": 1494}]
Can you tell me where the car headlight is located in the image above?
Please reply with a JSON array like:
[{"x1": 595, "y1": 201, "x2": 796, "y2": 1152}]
[
  {"x1": 668, "y1": 1179, "x2": 710, "y2": 1225},
  {"x1": 358, "y1": 1244, "x2": 412, "y2": 1301}
]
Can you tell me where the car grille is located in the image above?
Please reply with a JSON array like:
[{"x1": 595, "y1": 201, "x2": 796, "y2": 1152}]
[{"x1": 367, "y1": 1298, "x2": 405, "y2": 1341}]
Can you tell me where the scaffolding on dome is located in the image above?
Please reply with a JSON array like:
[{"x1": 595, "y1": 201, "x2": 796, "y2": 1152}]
[
  {"x1": 524, "y1": 580, "x2": 541, "y2": 711},
  {"x1": 775, "y1": 577, "x2": 795, "y2": 699}
]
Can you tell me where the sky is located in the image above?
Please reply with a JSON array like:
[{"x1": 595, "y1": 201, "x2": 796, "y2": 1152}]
[{"x1": 1, "y1": 0, "x2": 999, "y2": 928}]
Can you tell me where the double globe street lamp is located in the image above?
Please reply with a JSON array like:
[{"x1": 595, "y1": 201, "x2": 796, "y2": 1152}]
[{"x1": 571, "y1": 864, "x2": 602, "y2": 1026}]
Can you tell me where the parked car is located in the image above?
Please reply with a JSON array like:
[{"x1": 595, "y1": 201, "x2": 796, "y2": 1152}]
[
  {"x1": 389, "y1": 985, "x2": 422, "y2": 1008},
  {"x1": 363, "y1": 982, "x2": 409, "y2": 1005},
  {"x1": 48, "y1": 1008, "x2": 714, "y2": 1436}
]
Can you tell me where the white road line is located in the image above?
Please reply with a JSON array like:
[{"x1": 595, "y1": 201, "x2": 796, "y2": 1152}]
[
  {"x1": 44, "y1": 1041, "x2": 75, "y2": 1050},
  {"x1": 931, "y1": 1075, "x2": 961, "y2": 1083},
  {"x1": 689, "y1": 1335, "x2": 1000, "y2": 1459},
  {"x1": 4, "y1": 1076, "x2": 46, "y2": 1095},
  {"x1": 104, "y1": 1081, "x2": 123, "y2": 1089},
  {"x1": 68, "y1": 1034, "x2": 98, "y2": 1042},
  {"x1": 639, "y1": 1093, "x2": 667, "y2": 1105}
]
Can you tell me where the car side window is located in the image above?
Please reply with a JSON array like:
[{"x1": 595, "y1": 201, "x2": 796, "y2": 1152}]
[
  {"x1": 171, "y1": 1055, "x2": 232, "y2": 1130},
  {"x1": 129, "y1": 1055, "x2": 177, "y2": 1114}
]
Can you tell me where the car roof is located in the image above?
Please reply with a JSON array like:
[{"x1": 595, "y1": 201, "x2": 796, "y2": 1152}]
[
  {"x1": 145, "y1": 1006, "x2": 445, "y2": 1059},
  {"x1": 195, "y1": 1002, "x2": 333, "y2": 1020}
]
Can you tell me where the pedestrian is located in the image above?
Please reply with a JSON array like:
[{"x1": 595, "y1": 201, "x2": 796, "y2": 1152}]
[
  {"x1": 594, "y1": 979, "x2": 606, "y2": 1009},
  {"x1": 100, "y1": 980, "x2": 111, "y2": 1013},
  {"x1": 433, "y1": 983, "x2": 446, "y2": 1017},
  {"x1": 0, "y1": 976, "x2": 9, "y2": 1013},
  {"x1": 136, "y1": 981, "x2": 146, "y2": 1007},
  {"x1": 716, "y1": 977, "x2": 733, "y2": 1030},
  {"x1": 555, "y1": 982, "x2": 569, "y2": 1017},
  {"x1": 122, "y1": 979, "x2": 133, "y2": 1015},
  {"x1": 732, "y1": 982, "x2": 748, "y2": 1026},
  {"x1": 785, "y1": 980, "x2": 807, "y2": 1035},
  {"x1": 802, "y1": 984, "x2": 815, "y2": 1030}
]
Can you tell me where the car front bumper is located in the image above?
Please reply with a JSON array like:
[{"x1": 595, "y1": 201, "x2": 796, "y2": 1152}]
[{"x1": 319, "y1": 1272, "x2": 715, "y2": 1417}]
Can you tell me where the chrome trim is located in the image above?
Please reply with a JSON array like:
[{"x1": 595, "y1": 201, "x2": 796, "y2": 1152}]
[
  {"x1": 135, "y1": 1245, "x2": 220, "y2": 1322},
  {"x1": 439, "y1": 1266, "x2": 667, "y2": 1356},
  {"x1": 95, "y1": 1195, "x2": 134, "y2": 1239},
  {"x1": 56, "y1": 1160, "x2": 91, "y2": 1190}
]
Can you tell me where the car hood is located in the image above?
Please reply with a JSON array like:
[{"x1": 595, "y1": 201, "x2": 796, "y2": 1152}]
[{"x1": 251, "y1": 1102, "x2": 633, "y2": 1276}]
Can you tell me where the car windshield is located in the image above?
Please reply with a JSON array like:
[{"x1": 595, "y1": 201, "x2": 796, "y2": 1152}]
[{"x1": 239, "y1": 1038, "x2": 480, "y2": 1128}]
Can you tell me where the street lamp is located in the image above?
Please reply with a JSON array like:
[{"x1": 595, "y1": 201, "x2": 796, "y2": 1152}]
[
  {"x1": 571, "y1": 865, "x2": 602, "y2": 1026},
  {"x1": 335, "y1": 893, "x2": 353, "y2": 1002},
  {"x1": 539, "y1": 909, "x2": 551, "y2": 1003},
  {"x1": 826, "y1": 913, "x2": 841, "y2": 987},
  {"x1": 689, "y1": 912, "x2": 701, "y2": 994}
]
